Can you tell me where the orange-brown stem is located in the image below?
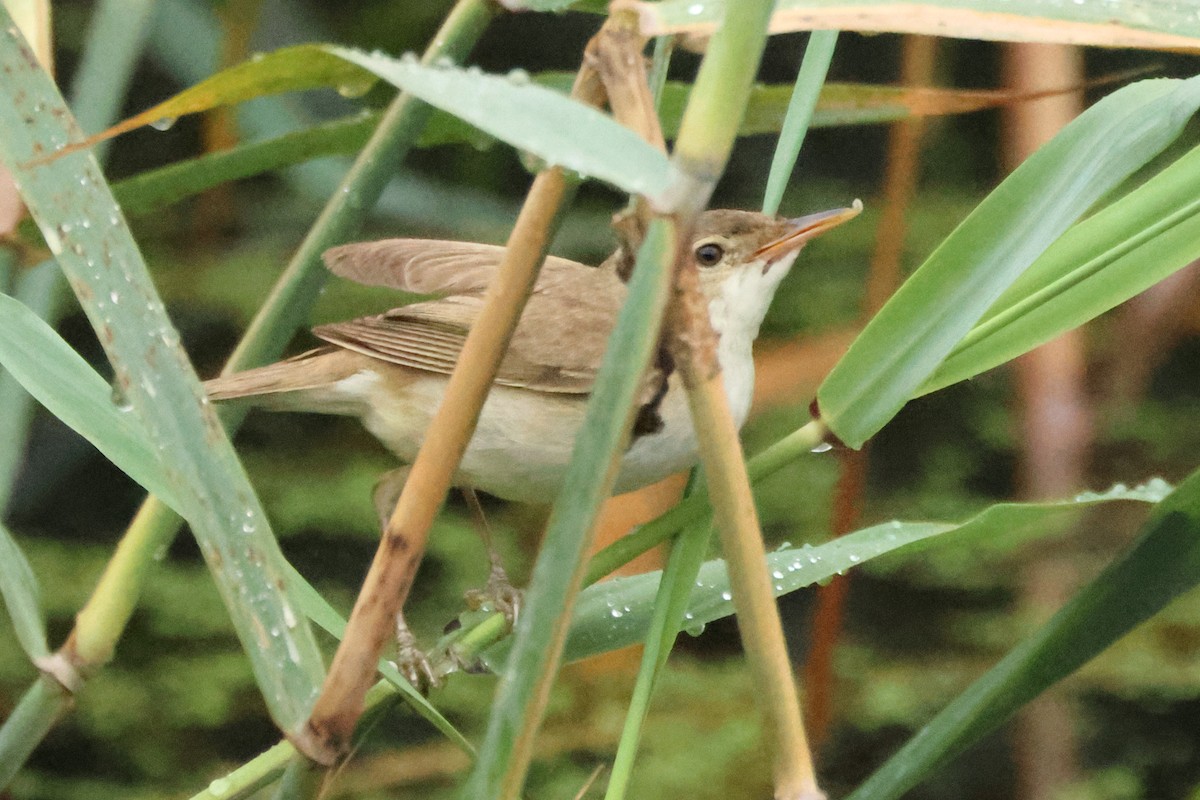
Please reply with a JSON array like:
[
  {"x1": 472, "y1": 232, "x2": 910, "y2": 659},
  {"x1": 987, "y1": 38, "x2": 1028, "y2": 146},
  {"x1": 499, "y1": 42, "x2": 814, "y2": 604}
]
[
  {"x1": 803, "y1": 445, "x2": 868, "y2": 752},
  {"x1": 1003, "y1": 41, "x2": 1087, "y2": 800},
  {"x1": 302, "y1": 59, "x2": 609, "y2": 758},
  {"x1": 302, "y1": 166, "x2": 573, "y2": 761}
]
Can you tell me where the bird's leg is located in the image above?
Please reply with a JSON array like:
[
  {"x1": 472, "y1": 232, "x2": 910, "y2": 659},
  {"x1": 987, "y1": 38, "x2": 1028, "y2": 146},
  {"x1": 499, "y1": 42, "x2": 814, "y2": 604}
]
[
  {"x1": 460, "y1": 487, "x2": 521, "y2": 628},
  {"x1": 372, "y1": 466, "x2": 438, "y2": 691},
  {"x1": 371, "y1": 466, "x2": 410, "y2": 529}
]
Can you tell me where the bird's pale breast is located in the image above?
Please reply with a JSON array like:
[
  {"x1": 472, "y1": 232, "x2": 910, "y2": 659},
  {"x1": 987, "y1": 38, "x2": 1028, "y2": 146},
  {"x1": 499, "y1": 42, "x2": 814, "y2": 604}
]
[{"x1": 341, "y1": 364, "x2": 741, "y2": 503}]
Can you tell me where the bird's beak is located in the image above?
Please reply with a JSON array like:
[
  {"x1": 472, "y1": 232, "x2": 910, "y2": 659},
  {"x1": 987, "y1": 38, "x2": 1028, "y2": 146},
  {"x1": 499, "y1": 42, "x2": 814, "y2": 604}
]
[{"x1": 754, "y1": 199, "x2": 863, "y2": 265}]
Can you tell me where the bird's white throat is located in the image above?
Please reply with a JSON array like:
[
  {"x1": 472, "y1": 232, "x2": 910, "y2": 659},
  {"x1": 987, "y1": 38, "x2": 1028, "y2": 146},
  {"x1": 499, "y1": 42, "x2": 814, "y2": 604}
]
[{"x1": 708, "y1": 249, "x2": 801, "y2": 425}]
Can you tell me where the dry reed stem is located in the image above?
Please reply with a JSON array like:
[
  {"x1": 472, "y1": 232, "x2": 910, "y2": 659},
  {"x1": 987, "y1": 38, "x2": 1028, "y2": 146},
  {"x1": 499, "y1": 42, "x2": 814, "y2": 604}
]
[
  {"x1": 666, "y1": 145, "x2": 819, "y2": 800},
  {"x1": 302, "y1": 67, "x2": 608, "y2": 762},
  {"x1": 679, "y1": 361, "x2": 821, "y2": 799}
]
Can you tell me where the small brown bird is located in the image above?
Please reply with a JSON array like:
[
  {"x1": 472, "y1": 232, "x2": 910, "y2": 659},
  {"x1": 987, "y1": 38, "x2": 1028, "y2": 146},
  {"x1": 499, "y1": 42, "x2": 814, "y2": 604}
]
[
  {"x1": 207, "y1": 206, "x2": 859, "y2": 684},
  {"x1": 205, "y1": 205, "x2": 860, "y2": 505}
]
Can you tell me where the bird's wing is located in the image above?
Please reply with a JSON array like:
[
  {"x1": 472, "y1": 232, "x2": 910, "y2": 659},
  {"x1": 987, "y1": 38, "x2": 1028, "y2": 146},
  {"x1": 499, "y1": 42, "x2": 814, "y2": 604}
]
[
  {"x1": 312, "y1": 263, "x2": 645, "y2": 395},
  {"x1": 322, "y1": 238, "x2": 592, "y2": 296}
]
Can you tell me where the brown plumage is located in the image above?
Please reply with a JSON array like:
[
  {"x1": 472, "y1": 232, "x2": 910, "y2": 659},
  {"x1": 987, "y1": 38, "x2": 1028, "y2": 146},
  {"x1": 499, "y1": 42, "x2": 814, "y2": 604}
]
[{"x1": 203, "y1": 205, "x2": 860, "y2": 501}]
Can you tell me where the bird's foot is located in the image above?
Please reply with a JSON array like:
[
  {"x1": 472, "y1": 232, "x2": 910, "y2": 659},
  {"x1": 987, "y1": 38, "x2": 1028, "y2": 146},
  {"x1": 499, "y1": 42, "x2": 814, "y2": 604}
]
[
  {"x1": 394, "y1": 614, "x2": 440, "y2": 693},
  {"x1": 464, "y1": 562, "x2": 522, "y2": 629}
]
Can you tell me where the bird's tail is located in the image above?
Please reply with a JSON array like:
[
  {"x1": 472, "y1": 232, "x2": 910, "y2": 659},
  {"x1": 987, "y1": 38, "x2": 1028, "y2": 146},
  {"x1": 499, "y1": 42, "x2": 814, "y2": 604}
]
[{"x1": 204, "y1": 346, "x2": 367, "y2": 412}]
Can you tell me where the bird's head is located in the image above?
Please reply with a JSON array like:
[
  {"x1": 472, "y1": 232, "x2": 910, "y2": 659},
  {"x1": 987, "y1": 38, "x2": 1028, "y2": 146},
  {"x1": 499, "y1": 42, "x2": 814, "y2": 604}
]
[{"x1": 691, "y1": 201, "x2": 862, "y2": 337}]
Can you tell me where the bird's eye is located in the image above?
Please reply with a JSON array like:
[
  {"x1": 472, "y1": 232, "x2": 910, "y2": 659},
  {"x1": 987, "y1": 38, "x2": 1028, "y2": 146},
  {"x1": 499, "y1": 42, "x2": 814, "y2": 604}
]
[{"x1": 695, "y1": 242, "x2": 724, "y2": 267}]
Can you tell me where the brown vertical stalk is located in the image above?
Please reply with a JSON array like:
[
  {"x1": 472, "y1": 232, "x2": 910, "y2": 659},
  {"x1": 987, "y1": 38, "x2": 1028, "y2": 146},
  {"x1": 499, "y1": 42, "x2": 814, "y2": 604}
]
[
  {"x1": 302, "y1": 64, "x2": 608, "y2": 762},
  {"x1": 303, "y1": 169, "x2": 574, "y2": 761},
  {"x1": 677, "y1": 348, "x2": 822, "y2": 799},
  {"x1": 667, "y1": 228, "x2": 822, "y2": 797},
  {"x1": 802, "y1": 446, "x2": 867, "y2": 750},
  {"x1": 804, "y1": 34, "x2": 936, "y2": 753},
  {"x1": 1102, "y1": 262, "x2": 1200, "y2": 414},
  {"x1": 1002, "y1": 41, "x2": 1088, "y2": 800}
]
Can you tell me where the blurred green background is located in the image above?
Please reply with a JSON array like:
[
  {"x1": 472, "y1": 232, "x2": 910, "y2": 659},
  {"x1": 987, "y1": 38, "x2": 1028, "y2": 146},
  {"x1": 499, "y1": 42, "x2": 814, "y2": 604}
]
[{"x1": 4, "y1": 1, "x2": 1200, "y2": 798}]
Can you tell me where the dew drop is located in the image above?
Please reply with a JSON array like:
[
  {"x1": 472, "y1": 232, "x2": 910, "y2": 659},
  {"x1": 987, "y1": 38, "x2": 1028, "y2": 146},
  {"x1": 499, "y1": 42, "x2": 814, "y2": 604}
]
[
  {"x1": 336, "y1": 78, "x2": 374, "y2": 98},
  {"x1": 150, "y1": 116, "x2": 177, "y2": 131},
  {"x1": 507, "y1": 68, "x2": 531, "y2": 85},
  {"x1": 285, "y1": 634, "x2": 301, "y2": 664},
  {"x1": 43, "y1": 226, "x2": 62, "y2": 255},
  {"x1": 811, "y1": 441, "x2": 834, "y2": 453},
  {"x1": 720, "y1": 591, "x2": 732, "y2": 602}
]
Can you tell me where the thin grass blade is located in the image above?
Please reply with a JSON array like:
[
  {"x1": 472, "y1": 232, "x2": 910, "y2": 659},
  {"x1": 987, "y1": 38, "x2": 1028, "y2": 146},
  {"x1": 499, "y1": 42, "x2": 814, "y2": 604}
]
[
  {"x1": 282, "y1": 563, "x2": 473, "y2": 754},
  {"x1": 0, "y1": 521, "x2": 49, "y2": 661},
  {"x1": 104, "y1": 74, "x2": 1069, "y2": 217},
  {"x1": 763, "y1": 30, "x2": 838, "y2": 216},
  {"x1": 0, "y1": 677, "x2": 71, "y2": 789},
  {"x1": 0, "y1": 261, "x2": 61, "y2": 512},
  {"x1": 59, "y1": 44, "x2": 376, "y2": 158},
  {"x1": 604, "y1": 514, "x2": 713, "y2": 800},
  {"x1": 327, "y1": 48, "x2": 673, "y2": 198},
  {"x1": 501, "y1": 480, "x2": 1170, "y2": 665},
  {"x1": 463, "y1": 219, "x2": 679, "y2": 799},
  {"x1": 0, "y1": 292, "x2": 187, "y2": 513}
]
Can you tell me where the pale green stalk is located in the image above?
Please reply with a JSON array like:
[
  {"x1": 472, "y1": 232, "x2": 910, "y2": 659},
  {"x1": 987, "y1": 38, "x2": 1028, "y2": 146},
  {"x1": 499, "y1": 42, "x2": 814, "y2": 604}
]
[
  {"x1": 604, "y1": 516, "x2": 714, "y2": 800},
  {"x1": 763, "y1": 30, "x2": 839, "y2": 216}
]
